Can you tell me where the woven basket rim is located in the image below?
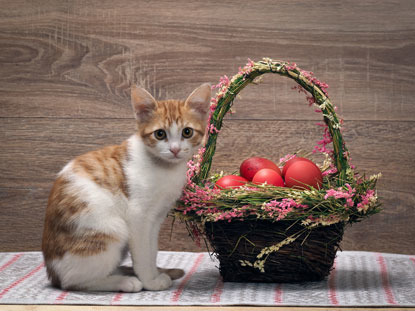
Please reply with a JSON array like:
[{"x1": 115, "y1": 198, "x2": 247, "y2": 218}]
[{"x1": 193, "y1": 58, "x2": 349, "y2": 186}]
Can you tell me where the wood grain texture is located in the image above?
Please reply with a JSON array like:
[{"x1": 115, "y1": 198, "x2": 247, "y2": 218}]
[
  {"x1": 0, "y1": 0, "x2": 414, "y2": 120},
  {"x1": 2, "y1": 119, "x2": 413, "y2": 192},
  {"x1": 0, "y1": 119, "x2": 414, "y2": 253},
  {"x1": 0, "y1": 0, "x2": 414, "y2": 255}
]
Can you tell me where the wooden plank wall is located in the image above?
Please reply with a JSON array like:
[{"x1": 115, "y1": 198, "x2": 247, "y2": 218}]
[{"x1": 0, "y1": 0, "x2": 414, "y2": 254}]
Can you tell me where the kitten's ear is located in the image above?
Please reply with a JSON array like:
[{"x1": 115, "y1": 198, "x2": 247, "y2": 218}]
[
  {"x1": 185, "y1": 83, "x2": 211, "y2": 119},
  {"x1": 131, "y1": 85, "x2": 157, "y2": 122}
]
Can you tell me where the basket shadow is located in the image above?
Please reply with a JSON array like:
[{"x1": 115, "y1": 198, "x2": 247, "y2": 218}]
[
  {"x1": 194, "y1": 266, "x2": 385, "y2": 292},
  {"x1": 332, "y1": 267, "x2": 387, "y2": 291}
]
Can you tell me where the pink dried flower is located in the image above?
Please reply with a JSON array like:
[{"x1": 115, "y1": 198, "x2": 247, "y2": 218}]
[
  {"x1": 300, "y1": 69, "x2": 329, "y2": 96},
  {"x1": 208, "y1": 124, "x2": 220, "y2": 134},
  {"x1": 214, "y1": 208, "x2": 246, "y2": 222},
  {"x1": 285, "y1": 62, "x2": 298, "y2": 71},
  {"x1": 263, "y1": 199, "x2": 308, "y2": 221},
  {"x1": 313, "y1": 124, "x2": 334, "y2": 156},
  {"x1": 179, "y1": 183, "x2": 220, "y2": 215},
  {"x1": 322, "y1": 164, "x2": 338, "y2": 177},
  {"x1": 324, "y1": 183, "x2": 356, "y2": 208},
  {"x1": 279, "y1": 154, "x2": 296, "y2": 165},
  {"x1": 357, "y1": 189, "x2": 376, "y2": 212},
  {"x1": 213, "y1": 75, "x2": 230, "y2": 90},
  {"x1": 237, "y1": 59, "x2": 255, "y2": 78}
]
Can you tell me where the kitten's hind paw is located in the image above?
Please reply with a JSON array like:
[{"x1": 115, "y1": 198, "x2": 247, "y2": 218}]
[
  {"x1": 142, "y1": 273, "x2": 172, "y2": 291},
  {"x1": 119, "y1": 276, "x2": 143, "y2": 292},
  {"x1": 158, "y1": 267, "x2": 185, "y2": 280}
]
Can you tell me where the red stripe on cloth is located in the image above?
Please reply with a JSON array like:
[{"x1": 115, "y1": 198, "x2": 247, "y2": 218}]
[
  {"x1": 171, "y1": 253, "x2": 204, "y2": 302},
  {"x1": 111, "y1": 293, "x2": 123, "y2": 304},
  {"x1": 410, "y1": 257, "x2": 415, "y2": 266},
  {"x1": 377, "y1": 254, "x2": 397, "y2": 305},
  {"x1": 274, "y1": 284, "x2": 283, "y2": 304},
  {"x1": 328, "y1": 259, "x2": 339, "y2": 305},
  {"x1": 0, "y1": 254, "x2": 23, "y2": 273},
  {"x1": 0, "y1": 262, "x2": 44, "y2": 299},
  {"x1": 210, "y1": 278, "x2": 224, "y2": 303},
  {"x1": 55, "y1": 291, "x2": 69, "y2": 303}
]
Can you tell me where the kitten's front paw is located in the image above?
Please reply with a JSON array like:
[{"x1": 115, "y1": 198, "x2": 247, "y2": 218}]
[
  {"x1": 142, "y1": 273, "x2": 172, "y2": 291},
  {"x1": 120, "y1": 276, "x2": 143, "y2": 292}
]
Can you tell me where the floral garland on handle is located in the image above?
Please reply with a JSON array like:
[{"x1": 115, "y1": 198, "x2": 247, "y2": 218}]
[
  {"x1": 194, "y1": 58, "x2": 347, "y2": 185},
  {"x1": 174, "y1": 58, "x2": 381, "y2": 271}
]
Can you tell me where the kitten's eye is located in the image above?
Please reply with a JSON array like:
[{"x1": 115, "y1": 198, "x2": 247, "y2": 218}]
[
  {"x1": 182, "y1": 127, "x2": 193, "y2": 139},
  {"x1": 154, "y1": 129, "x2": 167, "y2": 140}
]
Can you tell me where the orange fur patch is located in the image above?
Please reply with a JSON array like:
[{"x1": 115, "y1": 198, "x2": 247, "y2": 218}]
[
  {"x1": 137, "y1": 100, "x2": 206, "y2": 146},
  {"x1": 42, "y1": 144, "x2": 128, "y2": 286},
  {"x1": 42, "y1": 176, "x2": 119, "y2": 259},
  {"x1": 72, "y1": 141, "x2": 128, "y2": 197}
]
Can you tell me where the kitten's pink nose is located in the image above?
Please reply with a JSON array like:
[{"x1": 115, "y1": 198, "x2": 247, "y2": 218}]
[{"x1": 170, "y1": 147, "x2": 181, "y2": 157}]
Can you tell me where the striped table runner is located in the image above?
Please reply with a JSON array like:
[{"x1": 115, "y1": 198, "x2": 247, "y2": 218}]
[{"x1": 0, "y1": 251, "x2": 414, "y2": 306}]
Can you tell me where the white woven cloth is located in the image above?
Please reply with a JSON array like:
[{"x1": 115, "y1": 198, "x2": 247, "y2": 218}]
[{"x1": 0, "y1": 251, "x2": 414, "y2": 306}]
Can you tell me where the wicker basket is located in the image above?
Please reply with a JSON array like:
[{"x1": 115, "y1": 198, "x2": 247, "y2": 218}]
[
  {"x1": 175, "y1": 58, "x2": 380, "y2": 283},
  {"x1": 205, "y1": 220, "x2": 344, "y2": 282}
]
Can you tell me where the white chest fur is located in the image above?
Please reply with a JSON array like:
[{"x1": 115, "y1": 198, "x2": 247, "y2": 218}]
[{"x1": 125, "y1": 135, "x2": 188, "y2": 215}]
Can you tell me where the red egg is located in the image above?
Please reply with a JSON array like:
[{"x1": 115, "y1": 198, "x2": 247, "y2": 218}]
[
  {"x1": 215, "y1": 175, "x2": 248, "y2": 189},
  {"x1": 252, "y1": 169, "x2": 285, "y2": 187},
  {"x1": 284, "y1": 160, "x2": 323, "y2": 190},
  {"x1": 240, "y1": 157, "x2": 281, "y2": 181},
  {"x1": 282, "y1": 157, "x2": 315, "y2": 177}
]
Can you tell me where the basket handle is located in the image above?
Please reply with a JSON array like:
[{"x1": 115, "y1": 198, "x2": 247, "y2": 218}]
[{"x1": 193, "y1": 58, "x2": 349, "y2": 186}]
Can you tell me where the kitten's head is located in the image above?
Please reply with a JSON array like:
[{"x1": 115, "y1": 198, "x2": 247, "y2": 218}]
[{"x1": 131, "y1": 83, "x2": 211, "y2": 163}]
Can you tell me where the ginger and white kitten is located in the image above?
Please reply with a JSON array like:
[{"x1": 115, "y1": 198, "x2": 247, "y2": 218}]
[{"x1": 42, "y1": 83, "x2": 211, "y2": 292}]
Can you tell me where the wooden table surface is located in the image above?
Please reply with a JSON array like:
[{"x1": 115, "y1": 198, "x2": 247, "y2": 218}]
[{"x1": 1, "y1": 306, "x2": 415, "y2": 311}]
